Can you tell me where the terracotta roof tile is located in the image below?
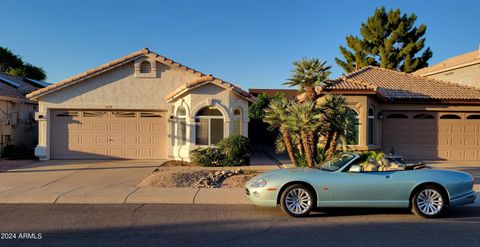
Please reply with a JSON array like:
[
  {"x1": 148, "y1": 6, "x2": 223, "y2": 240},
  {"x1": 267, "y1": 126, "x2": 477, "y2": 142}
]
[
  {"x1": 27, "y1": 48, "x2": 149, "y2": 99},
  {"x1": 413, "y1": 49, "x2": 480, "y2": 75},
  {"x1": 25, "y1": 47, "x2": 254, "y2": 102},
  {"x1": 321, "y1": 66, "x2": 480, "y2": 102},
  {"x1": 165, "y1": 75, "x2": 255, "y2": 102}
]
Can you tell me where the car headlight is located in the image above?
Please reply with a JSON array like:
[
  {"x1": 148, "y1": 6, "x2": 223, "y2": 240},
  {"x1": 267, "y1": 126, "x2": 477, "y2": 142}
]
[{"x1": 250, "y1": 179, "x2": 267, "y2": 188}]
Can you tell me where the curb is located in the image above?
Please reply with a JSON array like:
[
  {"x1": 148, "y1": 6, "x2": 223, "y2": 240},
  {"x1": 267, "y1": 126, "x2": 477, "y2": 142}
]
[{"x1": 0, "y1": 185, "x2": 478, "y2": 206}]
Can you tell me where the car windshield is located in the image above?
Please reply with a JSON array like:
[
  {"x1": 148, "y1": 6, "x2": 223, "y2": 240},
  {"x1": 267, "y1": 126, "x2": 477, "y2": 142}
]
[{"x1": 316, "y1": 153, "x2": 356, "y2": 171}]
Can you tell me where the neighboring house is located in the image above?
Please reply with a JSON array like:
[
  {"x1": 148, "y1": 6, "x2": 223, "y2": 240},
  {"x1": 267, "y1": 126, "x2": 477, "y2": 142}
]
[
  {"x1": 318, "y1": 66, "x2": 480, "y2": 161},
  {"x1": 0, "y1": 73, "x2": 48, "y2": 154},
  {"x1": 249, "y1": 88, "x2": 298, "y2": 100},
  {"x1": 413, "y1": 49, "x2": 480, "y2": 88},
  {"x1": 26, "y1": 48, "x2": 254, "y2": 161}
]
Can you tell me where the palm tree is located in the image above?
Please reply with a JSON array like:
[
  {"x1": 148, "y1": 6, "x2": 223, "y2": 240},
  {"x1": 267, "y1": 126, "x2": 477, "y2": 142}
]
[
  {"x1": 286, "y1": 101, "x2": 322, "y2": 167},
  {"x1": 318, "y1": 94, "x2": 356, "y2": 159},
  {"x1": 263, "y1": 96, "x2": 297, "y2": 166},
  {"x1": 284, "y1": 58, "x2": 332, "y2": 102}
]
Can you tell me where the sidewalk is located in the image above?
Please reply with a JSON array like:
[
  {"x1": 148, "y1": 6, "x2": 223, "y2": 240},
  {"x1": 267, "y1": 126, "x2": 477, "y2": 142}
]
[
  {"x1": 0, "y1": 186, "x2": 251, "y2": 204},
  {"x1": 0, "y1": 184, "x2": 478, "y2": 206}
]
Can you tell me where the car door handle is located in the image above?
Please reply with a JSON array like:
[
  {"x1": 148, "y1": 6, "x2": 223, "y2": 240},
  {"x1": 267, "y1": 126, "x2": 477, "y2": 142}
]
[{"x1": 385, "y1": 175, "x2": 391, "y2": 179}]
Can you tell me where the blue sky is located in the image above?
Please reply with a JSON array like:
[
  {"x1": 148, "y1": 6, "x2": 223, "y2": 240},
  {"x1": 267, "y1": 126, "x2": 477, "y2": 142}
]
[{"x1": 1, "y1": 0, "x2": 479, "y2": 89}]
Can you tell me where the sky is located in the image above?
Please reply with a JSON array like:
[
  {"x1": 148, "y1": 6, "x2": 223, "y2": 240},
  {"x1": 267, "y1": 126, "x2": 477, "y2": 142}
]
[{"x1": 1, "y1": 0, "x2": 479, "y2": 89}]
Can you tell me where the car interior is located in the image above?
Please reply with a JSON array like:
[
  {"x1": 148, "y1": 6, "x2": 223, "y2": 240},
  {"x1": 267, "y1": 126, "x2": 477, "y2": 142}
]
[{"x1": 346, "y1": 156, "x2": 427, "y2": 173}]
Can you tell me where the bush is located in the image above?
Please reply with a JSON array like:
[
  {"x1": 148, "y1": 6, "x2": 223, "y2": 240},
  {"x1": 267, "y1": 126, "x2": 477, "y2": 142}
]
[
  {"x1": 1, "y1": 144, "x2": 35, "y2": 159},
  {"x1": 190, "y1": 135, "x2": 250, "y2": 167},
  {"x1": 190, "y1": 147, "x2": 225, "y2": 167},
  {"x1": 217, "y1": 135, "x2": 250, "y2": 166}
]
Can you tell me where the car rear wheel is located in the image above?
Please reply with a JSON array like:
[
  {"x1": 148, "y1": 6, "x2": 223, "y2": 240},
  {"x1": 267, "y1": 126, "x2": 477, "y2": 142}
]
[
  {"x1": 280, "y1": 184, "x2": 314, "y2": 217},
  {"x1": 411, "y1": 186, "x2": 446, "y2": 218}
]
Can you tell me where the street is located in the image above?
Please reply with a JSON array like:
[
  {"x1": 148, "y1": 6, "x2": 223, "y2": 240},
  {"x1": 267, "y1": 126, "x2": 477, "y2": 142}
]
[{"x1": 0, "y1": 204, "x2": 478, "y2": 247}]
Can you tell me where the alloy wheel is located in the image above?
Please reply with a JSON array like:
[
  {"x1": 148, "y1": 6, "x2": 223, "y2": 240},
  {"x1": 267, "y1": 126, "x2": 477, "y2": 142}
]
[
  {"x1": 416, "y1": 189, "x2": 444, "y2": 216},
  {"x1": 285, "y1": 188, "x2": 312, "y2": 215}
]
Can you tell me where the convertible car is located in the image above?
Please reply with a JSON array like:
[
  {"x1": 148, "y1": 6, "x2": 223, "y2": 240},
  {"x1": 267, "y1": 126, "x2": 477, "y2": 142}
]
[{"x1": 245, "y1": 153, "x2": 476, "y2": 218}]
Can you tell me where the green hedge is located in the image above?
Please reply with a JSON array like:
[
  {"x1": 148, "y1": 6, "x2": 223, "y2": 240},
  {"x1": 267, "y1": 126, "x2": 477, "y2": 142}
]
[{"x1": 190, "y1": 135, "x2": 250, "y2": 167}]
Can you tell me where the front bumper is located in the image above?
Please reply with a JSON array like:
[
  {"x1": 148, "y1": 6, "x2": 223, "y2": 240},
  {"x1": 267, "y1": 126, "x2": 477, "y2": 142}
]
[
  {"x1": 244, "y1": 187, "x2": 277, "y2": 207},
  {"x1": 449, "y1": 190, "x2": 477, "y2": 207}
]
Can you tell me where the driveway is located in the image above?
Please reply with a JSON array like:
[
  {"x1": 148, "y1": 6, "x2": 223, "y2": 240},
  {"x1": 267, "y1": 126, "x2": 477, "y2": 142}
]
[{"x1": 0, "y1": 160, "x2": 164, "y2": 203}]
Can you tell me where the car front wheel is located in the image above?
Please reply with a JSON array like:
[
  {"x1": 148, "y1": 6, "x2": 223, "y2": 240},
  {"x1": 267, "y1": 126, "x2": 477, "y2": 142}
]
[
  {"x1": 412, "y1": 186, "x2": 446, "y2": 218},
  {"x1": 280, "y1": 184, "x2": 314, "y2": 217}
]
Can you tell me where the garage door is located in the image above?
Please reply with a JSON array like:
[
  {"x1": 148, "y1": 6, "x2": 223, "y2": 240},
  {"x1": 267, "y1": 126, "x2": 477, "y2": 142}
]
[
  {"x1": 50, "y1": 110, "x2": 167, "y2": 159},
  {"x1": 382, "y1": 112, "x2": 480, "y2": 160}
]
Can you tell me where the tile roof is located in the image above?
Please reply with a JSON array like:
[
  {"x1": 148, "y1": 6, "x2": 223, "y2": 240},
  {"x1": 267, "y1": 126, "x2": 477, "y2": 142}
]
[
  {"x1": 165, "y1": 75, "x2": 255, "y2": 102},
  {"x1": 320, "y1": 66, "x2": 480, "y2": 102},
  {"x1": 248, "y1": 88, "x2": 298, "y2": 100},
  {"x1": 413, "y1": 49, "x2": 480, "y2": 75},
  {"x1": 0, "y1": 73, "x2": 45, "y2": 100},
  {"x1": 27, "y1": 48, "x2": 254, "y2": 102}
]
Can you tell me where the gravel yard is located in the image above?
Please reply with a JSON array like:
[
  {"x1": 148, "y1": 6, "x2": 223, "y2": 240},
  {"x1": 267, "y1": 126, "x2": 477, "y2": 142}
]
[{"x1": 138, "y1": 162, "x2": 258, "y2": 188}]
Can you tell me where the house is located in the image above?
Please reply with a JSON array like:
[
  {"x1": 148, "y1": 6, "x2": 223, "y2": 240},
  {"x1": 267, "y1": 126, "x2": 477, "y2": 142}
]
[
  {"x1": 26, "y1": 48, "x2": 254, "y2": 161},
  {"x1": 0, "y1": 73, "x2": 48, "y2": 154},
  {"x1": 413, "y1": 49, "x2": 480, "y2": 88},
  {"x1": 249, "y1": 88, "x2": 298, "y2": 100},
  {"x1": 318, "y1": 66, "x2": 480, "y2": 161}
]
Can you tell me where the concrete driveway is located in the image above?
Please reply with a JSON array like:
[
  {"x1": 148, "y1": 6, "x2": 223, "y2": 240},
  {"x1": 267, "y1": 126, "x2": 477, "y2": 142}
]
[{"x1": 0, "y1": 160, "x2": 164, "y2": 203}]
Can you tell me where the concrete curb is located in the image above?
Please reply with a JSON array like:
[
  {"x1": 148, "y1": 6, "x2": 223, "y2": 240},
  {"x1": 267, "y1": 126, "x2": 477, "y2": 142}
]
[{"x1": 0, "y1": 185, "x2": 478, "y2": 205}]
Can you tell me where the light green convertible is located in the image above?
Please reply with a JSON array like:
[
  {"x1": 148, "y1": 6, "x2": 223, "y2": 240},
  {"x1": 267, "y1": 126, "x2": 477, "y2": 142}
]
[{"x1": 245, "y1": 153, "x2": 476, "y2": 218}]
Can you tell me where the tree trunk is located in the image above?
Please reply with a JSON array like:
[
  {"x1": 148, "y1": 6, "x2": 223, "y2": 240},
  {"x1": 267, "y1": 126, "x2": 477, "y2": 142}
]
[
  {"x1": 326, "y1": 130, "x2": 339, "y2": 159},
  {"x1": 308, "y1": 130, "x2": 316, "y2": 162},
  {"x1": 323, "y1": 126, "x2": 334, "y2": 151},
  {"x1": 305, "y1": 86, "x2": 316, "y2": 102},
  {"x1": 301, "y1": 129, "x2": 314, "y2": 167},
  {"x1": 297, "y1": 141, "x2": 304, "y2": 155},
  {"x1": 281, "y1": 129, "x2": 297, "y2": 167}
]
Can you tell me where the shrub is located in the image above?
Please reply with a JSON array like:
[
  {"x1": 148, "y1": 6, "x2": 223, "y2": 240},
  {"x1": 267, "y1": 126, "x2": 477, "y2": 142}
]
[
  {"x1": 190, "y1": 135, "x2": 250, "y2": 167},
  {"x1": 1, "y1": 144, "x2": 35, "y2": 159},
  {"x1": 217, "y1": 135, "x2": 250, "y2": 166},
  {"x1": 294, "y1": 153, "x2": 308, "y2": 167},
  {"x1": 190, "y1": 147, "x2": 225, "y2": 167}
]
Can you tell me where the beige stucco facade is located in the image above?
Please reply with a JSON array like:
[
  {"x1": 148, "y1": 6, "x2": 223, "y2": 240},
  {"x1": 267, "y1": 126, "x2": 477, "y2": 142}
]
[
  {"x1": 31, "y1": 54, "x2": 250, "y2": 160},
  {"x1": 343, "y1": 94, "x2": 480, "y2": 160},
  {"x1": 421, "y1": 64, "x2": 480, "y2": 88}
]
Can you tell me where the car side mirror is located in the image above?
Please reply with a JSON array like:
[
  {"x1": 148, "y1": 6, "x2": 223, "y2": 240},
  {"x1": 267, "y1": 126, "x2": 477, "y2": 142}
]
[{"x1": 349, "y1": 165, "x2": 361, "y2": 173}]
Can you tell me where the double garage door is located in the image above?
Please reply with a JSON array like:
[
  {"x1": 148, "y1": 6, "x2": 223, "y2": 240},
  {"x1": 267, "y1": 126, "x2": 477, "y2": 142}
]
[
  {"x1": 383, "y1": 111, "x2": 480, "y2": 160},
  {"x1": 50, "y1": 110, "x2": 167, "y2": 159}
]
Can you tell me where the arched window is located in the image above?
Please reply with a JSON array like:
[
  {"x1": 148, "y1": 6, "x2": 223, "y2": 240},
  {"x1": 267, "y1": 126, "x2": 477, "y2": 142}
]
[
  {"x1": 467, "y1": 114, "x2": 480, "y2": 119},
  {"x1": 386, "y1": 113, "x2": 408, "y2": 119},
  {"x1": 195, "y1": 106, "x2": 224, "y2": 145},
  {"x1": 177, "y1": 106, "x2": 187, "y2": 145},
  {"x1": 413, "y1": 113, "x2": 434, "y2": 119},
  {"x1": 440, "y1": 114, "x2": 461, "y2": 119},
  {"x1": 139, "y1": 61, "x2": 152, "y2": 73},
  {"x1": 368, "y1": 107, "x2": 374, "y2": 145},
  {"x1": 233, "y1": 108, "x2": 242, "y2": 135},
  {"x1": 346, "y1": 108, "x2": 359, "y2": 145}
]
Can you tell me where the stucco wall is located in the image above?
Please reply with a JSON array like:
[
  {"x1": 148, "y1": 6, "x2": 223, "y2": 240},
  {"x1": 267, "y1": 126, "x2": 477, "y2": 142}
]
[
  {"x1": 170, "y1": 83, "x2": 249, "y2": 160},
  {"x1": 34, "y1": 57, "x2": 249, "y2": 160},
  {"x1": 424, "y1": 64, "x2": 480, "y2": 88}
]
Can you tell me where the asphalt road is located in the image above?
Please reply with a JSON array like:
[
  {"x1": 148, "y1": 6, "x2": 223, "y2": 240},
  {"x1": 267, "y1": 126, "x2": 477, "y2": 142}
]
[{"x1": 0, "y1": 204, "x2": 479, "y2": 247}]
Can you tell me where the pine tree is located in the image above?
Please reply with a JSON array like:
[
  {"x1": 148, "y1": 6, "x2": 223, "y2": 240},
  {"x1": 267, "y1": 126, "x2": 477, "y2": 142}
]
[{"x1": 335, "y1": 7, "x2": 432, "y2": 73}]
